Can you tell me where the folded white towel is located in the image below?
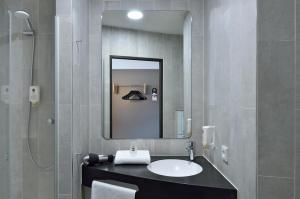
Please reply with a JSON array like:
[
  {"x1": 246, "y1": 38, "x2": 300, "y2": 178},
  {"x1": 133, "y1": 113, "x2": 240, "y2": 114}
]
[
  {"x1": 92, "y1": 181, "x2": 136, "y2": 199},
  {"x1": 114, "y1": 150, "x2": 151, "y2": 165}
]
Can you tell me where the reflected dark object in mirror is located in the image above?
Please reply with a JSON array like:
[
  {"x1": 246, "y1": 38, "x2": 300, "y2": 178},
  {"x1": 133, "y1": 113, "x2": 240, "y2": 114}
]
[{"x1": 122, "y1": 90, "x2": 147, "y2": 100}]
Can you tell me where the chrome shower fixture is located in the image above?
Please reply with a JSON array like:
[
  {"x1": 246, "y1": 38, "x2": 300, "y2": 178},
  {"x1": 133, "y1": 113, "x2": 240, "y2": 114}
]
[{"x1": 14, "y1": 11, "x2": 35, "y2": 36}]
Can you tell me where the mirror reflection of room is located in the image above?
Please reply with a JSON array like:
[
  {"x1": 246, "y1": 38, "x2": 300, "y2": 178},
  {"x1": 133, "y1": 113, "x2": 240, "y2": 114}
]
[
  {"x1": 111, "y1": 57, "x2": 162, "y2": 139},
  {"x1": 102, "y1": 11, "x2": 192, "y2": 139}
]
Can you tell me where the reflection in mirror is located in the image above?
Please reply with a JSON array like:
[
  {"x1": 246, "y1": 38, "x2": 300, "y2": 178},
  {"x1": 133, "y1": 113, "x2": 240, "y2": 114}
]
[
  {"x1": 110, "y1": 56, "x2": 163, "y2": 139},
  {"x1": 102, "y1": 11, "x2": 192, "y2": 139}
]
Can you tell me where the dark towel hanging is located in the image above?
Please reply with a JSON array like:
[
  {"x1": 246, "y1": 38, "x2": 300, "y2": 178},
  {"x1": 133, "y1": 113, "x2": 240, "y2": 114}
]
[{"x1": 122, "y1": 90, "x2": 147, "y2": 100}]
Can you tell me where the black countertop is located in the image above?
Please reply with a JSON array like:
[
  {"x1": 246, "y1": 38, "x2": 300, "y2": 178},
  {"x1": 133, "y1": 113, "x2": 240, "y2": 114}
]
[{"x1": 82, "y1": 156, "x2": 237, "y2": 199}]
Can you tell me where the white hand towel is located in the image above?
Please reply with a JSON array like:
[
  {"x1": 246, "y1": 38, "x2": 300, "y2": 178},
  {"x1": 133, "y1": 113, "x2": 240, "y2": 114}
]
[
  {"x1": 114, "y1": 150, "x2": 151, "y2": 165},
  {"x1": 92, "y1": 181, "x2": 136, "y2": 199}
]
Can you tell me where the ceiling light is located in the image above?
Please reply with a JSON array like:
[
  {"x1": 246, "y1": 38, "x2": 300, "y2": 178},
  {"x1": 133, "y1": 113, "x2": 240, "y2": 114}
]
[{"x1": 127, "y1": 10, "x2": 143, "y2": 20}]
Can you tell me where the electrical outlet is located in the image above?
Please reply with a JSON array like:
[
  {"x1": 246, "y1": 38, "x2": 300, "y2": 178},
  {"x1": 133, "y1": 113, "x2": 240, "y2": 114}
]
[{"x1": 221, "y1": 145, "x2": 229, "y2": 164}]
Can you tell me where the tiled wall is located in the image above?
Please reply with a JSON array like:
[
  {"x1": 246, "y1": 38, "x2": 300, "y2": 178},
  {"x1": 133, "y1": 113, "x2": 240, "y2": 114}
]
[
  {"x1": 72, "y1": 0, "x2": 90, "y2": 199},
  {"x1": 55, "y1": 0, "x2": 73, "y2": 199},
  {"x1": 204, "y1": 0, "x2": 257, "y2": 199},
  {"x1": 296, "y1": 1, "x2": 300, "y2": 198},
  {"x1": 56, "y1": 0, "x2": 90, "y2": 198},
  {"x1": 55, "y1": 0, "x2": 300, "y2": 199},
  {"x1": 257, "y1": 0, "x2": 300, "y2": 198}
]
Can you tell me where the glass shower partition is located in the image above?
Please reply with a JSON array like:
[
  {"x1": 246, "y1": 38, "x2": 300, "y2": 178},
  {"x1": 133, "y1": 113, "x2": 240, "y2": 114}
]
[
  {"x1": 0, "y1": 4, "x2": 10, "y2": 199},
  {"x1": 0, "y1": 0, "x2": 55, "y2": 199}
]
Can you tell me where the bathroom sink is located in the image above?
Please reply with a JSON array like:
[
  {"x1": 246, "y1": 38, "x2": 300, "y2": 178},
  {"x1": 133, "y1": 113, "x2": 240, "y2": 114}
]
[{"x1": 147, "y1": 159, "x2": 203, "y2": 177}]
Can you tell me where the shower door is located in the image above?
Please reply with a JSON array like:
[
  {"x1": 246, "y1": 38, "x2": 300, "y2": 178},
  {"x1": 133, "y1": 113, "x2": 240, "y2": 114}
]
[
  {"x1": 0, "y1": 3, "x2": 10, "y2": 199},
  {"x1": 0, "y1": 0, "x2": 55, "y2": 199}
]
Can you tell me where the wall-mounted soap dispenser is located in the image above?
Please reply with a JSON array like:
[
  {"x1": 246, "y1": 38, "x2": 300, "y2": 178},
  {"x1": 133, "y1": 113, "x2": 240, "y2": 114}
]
[
  {"x1": 29, "y1": 86, "x2": 40, "y2": 106},
  {"x1": 202, "y1": 126, "x2": 215, "y2": 150}
]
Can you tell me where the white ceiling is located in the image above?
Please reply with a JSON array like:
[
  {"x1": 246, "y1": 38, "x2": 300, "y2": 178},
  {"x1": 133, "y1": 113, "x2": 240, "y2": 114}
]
[{"x1": 102, "y1": 11, "x2": 188, "y2": 35}]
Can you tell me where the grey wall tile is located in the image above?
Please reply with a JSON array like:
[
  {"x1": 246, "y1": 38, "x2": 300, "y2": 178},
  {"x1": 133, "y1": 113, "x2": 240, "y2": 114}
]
[
  {"x1": 37, "y1": 103, "x2": 55, "y2": 165},
  {"x1": 138, "y1": 0, "x2": 155, "y2": 10},
  {"x1": 37, "y1": 35, "x2": 55, "y2": 103},
  {"x1": 154, "y1": 139, "x2": 188, "y2": 156},
  {"x1": 296, "y1": 10, "x2": 299, "y2": 199},
  {"x1": 258, "y1": 0, "x2": 295, "y2": 42},
  {"x1": 89, "y1": 35, "x2": 102, "y2": 106},
  {"x1": 257, "y1": 0, "x2": 298, "y2": 197},
  {"x1": 38, "y1": 171, "x2": 55, "y2": 199},
  {"x1": 58, "y1": 16, "x2": 73, "y2": 106},
  {"x1": 298, "y1": 0, "x2": 300, "y2": 33},
  {"x1": 257, "y1": 41, "x2": 295, "y2": 177},
  {"x1": 56, "y1": 0, "x2": 72, "y2": 16},
  {"x1": 296, "y1": 110, "x2": 300, "y2": 199},
  {"x1": 0, "y1": 156, "x2": 8, "y2": 199},
  {"x1": 154, "y1": 0, "x2": 171, "y2": 10},
  {"x1": 58, "y1": 194, "x2": 72, "y2": 199},
  {"x1": 257, "y1": 176, "x2": 294, "y2": 199},
  {"x1": 104, "y1": 0, "x2": 121, "y2": 10},
  {"x1": 72, "y1": 2, "x2": 91, "y2": 198},
  {"x1": 90, "y1": 0, "x2": 104, "y2": 25},
  {"x1": 72, "y1": 55, "x2": 89, "y2": 106},
  {"x1": 232, "y1": 109, "x2": 256, "y2": 199},
  {"x1": 58, "y1": 105, "x2": 72, "y2": 195},
  {"x1": 40, "y1": 0, "x2": 55, "y2": 16},
  {"x1": 58, "y1": 42, "x2": 73, "y2": 105},
  {"x1": 59, "y1": 16, "x2": 73, "y2": 45},
  {"x1": 171, "y1": 0, "x2": 188, "y2": 10},
  {"x1": 23, "y1": 143, "x2": 39, "y2": 199},
  {"x1": 39, "y1": 0, "x2": 55, "y2": 34},
  {"x1": 101, "y1": 139, "x2": 120, "y2": 154},
  {"x1": 297, "y1": 110, "x2": 300, "y2": 155},
  {"x1": 22, "y1": 0, "x2": 39, "y2": 31},
  {"x1": 297, "y1": 154, "x2": 300, "y2": 199},
  {"x1": 297, "y1": 37, "x2": 300, "y2": 109},
  {"x1": 89, "y1": 105, "x2": 102, "y2": 153},
  {"x1": 258, "y1": 104, "x2": 295, "y2": 177},
  {"x1": 204, "y1": 1, "x2": 257, "y2": 199},
  {"x1": 121, "y1": 0, "x2": 138, "y2": 9},
  {"x1": 189, "y1": 0, "x2": 204, "y2": 36}
]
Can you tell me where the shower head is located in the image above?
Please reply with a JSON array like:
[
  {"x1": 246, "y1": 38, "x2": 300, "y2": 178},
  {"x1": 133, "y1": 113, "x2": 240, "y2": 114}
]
[
  {"x1": 14, "y1": 11, "x2": 35, "y2": 35},
  {"x1": 14, "y1": 11, "x2": 30, "y2": 19}
]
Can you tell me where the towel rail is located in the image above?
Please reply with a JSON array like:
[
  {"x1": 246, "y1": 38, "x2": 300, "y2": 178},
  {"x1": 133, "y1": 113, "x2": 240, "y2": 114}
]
[{"x1": 93, "y1": 180, "x2": 139, "y2": 191}]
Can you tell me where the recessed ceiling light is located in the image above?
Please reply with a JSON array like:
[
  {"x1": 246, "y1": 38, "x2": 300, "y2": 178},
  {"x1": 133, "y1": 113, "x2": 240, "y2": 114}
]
[{"x1": 127, "y1": 10, "x2": 143, "y2": 20}]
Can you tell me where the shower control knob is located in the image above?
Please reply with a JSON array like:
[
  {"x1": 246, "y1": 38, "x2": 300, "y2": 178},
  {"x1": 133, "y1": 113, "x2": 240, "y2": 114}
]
[{"x1": 47, "y1": 118, "x2": 55, "y2": 125}]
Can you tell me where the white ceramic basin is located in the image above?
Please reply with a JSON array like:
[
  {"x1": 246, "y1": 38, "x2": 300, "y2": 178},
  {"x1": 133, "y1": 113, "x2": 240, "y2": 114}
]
[{"x1": 147, "y1": 159, "x2": 203, "y2": 177}]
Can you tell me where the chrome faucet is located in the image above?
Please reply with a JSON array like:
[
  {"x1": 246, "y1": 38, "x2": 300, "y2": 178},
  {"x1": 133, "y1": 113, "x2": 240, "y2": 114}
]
[{"x1": 186, "y1": 141, "x2": 194, "y2": 161}]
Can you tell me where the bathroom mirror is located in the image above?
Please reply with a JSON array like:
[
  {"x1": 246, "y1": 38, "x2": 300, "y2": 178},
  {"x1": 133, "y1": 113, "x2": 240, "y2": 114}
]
[{"x1": 102, "y1": 10, "x2": 192, "y2": 139}]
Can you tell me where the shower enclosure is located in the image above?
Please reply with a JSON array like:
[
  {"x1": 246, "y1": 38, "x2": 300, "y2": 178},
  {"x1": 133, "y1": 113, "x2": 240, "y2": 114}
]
[{"x1": 0, "y1": 0, "x2": 55, "y2": 198}]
